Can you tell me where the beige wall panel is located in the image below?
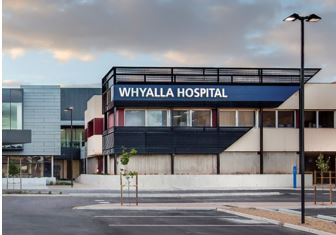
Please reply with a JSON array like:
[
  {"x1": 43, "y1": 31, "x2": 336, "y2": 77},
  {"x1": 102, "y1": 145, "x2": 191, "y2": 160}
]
[
  {"x1": 117, "y1": 155, "x2": 171, "y2": 175},
  {"x1": 174, "y1": 155, "x2": 216, "y2": 175},
  {"x1": 87, "y1": 157, "x2": 98, "y2": 174},
  {"x1": 220, "y1": 152, "x2": 259, "y2": 174},
  {"x1": 263, "y1": 152, "x2": 299, "y2": 174},
  {"x1": 87, "y1": 135, "x2": 102, "y2": 156},
  {"x1": 279, "y1": 84, "x2": 336, "y2": 110}
]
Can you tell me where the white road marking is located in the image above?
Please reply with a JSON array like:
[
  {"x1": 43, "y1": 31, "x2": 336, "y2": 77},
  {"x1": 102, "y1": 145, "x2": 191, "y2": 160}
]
[
  {"x1": 94, "y1": 200, "x2": 106, "y2": 202},
  {"x1": 223, "y1": 218, "x2": 268, "y2": 224},
  {"x1": 95, "y1": 215, "x2": 238, "y2": 218},
  {"x1": 68, "y1": 192, "x2": 282, "y2": 198},
  {"x1": 108, "y1": 224, "x2": 275, "y2": 227}
]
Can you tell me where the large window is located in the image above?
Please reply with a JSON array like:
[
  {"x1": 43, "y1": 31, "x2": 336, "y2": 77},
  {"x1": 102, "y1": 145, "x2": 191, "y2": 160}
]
[
  {"x1": 192, "y1": 110, "x2": 211, "y2": 127},
  {"x1": 61, "y1": 128, "x2": 84, "y2": 148},
  {"x1": 304, "y1": 111, "x2": 316, "y2": 128},
  {"x1": 147, "y1": 110, "x2": 168, "y2": 127},
  {"x1": 219, "y1": 111, "x2": 236, "y2": 127},
  {"x1": 238, "y1": 111, "x2": 255, "y2": 127},
  {"x1": 319, "y1": 111, "x2": 334, "y2": 128},
  {"x1": 262, "y1": 111, "x2": 276, "y2": 127},
  {"x1": 125, "y1": 110, "x2": 145, "y2": 126},
  {"x1": 172, "y1": 110, "x2": 190, "y2": 127},
  {"x1": 2, "y1": 102, "x2": 22, "y2": 130},
  {"x1": 278, "y1": 111, "x2": 294, "y2": 128}
]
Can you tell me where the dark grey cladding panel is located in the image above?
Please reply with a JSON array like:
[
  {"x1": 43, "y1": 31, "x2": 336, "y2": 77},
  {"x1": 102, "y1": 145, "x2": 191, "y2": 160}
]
[
  {"x1": 2, "y1": 129, "x2": 32, "y2": 144},
  {"x1": 103, "y1": 127, "x2": 251, "y2": 155},
  {"x1": 61, "y1": 88, "x2": 101, "y2": 121},
  {"x1": 2, "y1": 88, "x2": 23, "y2": 102}
]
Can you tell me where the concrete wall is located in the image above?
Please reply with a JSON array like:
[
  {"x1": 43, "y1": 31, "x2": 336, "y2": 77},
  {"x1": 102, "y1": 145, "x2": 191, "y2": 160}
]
[
  {"x1": 264, "y1": 152, "x2": 299, "y2": 174},
  {"x1": 5, "y1": 86, "x2": 61, "y2": 156},
  {"x1": 220, "y1": 152, "x2": 259, "y2": 174},
  {"x1": 174, "y1": 155, "x2": 216, "y2": 175},
  {"x1": 2, "y1": 177, "x2": 56, "y2": 190},
  {"x1": 77, "y1": 174, "x2": 313, "y2": 190}
]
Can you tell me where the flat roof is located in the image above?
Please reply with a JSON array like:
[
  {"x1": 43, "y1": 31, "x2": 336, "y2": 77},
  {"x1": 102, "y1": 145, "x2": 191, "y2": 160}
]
[{"x1": 102, "y1": 66, "x2": 321, "y2": 88}]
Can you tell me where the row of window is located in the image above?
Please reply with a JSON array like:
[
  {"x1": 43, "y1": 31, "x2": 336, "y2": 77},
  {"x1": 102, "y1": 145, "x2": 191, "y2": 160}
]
[{"x1": 123, "y1": 109, "x2": 335, "y2": 128}]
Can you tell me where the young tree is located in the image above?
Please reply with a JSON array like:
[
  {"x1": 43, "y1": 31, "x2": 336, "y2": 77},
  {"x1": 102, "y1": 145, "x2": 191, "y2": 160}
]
[{"x1": 315, "y1": 153, "x2": 330, "y2": 185}]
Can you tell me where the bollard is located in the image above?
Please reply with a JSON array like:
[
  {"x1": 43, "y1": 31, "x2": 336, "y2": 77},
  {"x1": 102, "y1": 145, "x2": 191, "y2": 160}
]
[{"x1": 293, "y1": 165, "x2": 297, "y2": 189}]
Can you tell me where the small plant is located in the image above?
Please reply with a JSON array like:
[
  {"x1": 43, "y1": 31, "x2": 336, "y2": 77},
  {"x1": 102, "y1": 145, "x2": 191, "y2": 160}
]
[
  {"x1": 120, "y1": 147, "x2": 137, "y2": 166},
  {"x1": 8, "y1": 161, "x2": 20, "y2": 177}
]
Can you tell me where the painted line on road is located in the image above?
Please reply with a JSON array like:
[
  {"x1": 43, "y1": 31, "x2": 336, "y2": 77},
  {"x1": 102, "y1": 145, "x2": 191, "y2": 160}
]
[
  {"x1": 95, "y1": 215, "x2": 239, "y2": 218},
  {"x1": 108, "y1": 224, "x2": 275, "y2": 227}
]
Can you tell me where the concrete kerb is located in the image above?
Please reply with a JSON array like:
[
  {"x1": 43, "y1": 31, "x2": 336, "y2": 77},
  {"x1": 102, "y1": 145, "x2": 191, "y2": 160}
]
[{"x1": 217, "y1": 207, "x2": 335, "y2": 235}]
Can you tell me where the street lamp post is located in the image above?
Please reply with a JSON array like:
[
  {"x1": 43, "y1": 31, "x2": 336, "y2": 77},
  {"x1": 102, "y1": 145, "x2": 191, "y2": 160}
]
[
  {"x1": 283, "y1": 13, "x2": 321, "y2": 224},
  {"x1": 64, "y1": 106, "x2": 74, "y2": 187}
]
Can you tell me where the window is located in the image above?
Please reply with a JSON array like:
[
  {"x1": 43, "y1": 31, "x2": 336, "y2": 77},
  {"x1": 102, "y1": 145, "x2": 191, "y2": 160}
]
[
  {"x1": 2, "y1": 103, "x2": 10, "y2": 129},
  {"x1": 125, "y1": 110, "x2": 145, "y2": 126},
  {"x1": 262, "y1": 111, "x2": 275, "y2": 127},
  {"x1": 147, "y1": 110, "x2": 168, "y2": 127},
  {"x1": 304, "y1": 111, "x2": 316, "y2": 128},
  {"x1": 278, "y1": 111, "x2": 294, "y2": 128},
  {"x1": 319, "y1": 111, "x2": 334, "y2": 128},
  {"x1": 238, "y1": 111, "x2": 255, "y2": 127},
  {"x1": 219, "y1": 111, "x2": 236, "y2": 127},
  {"x1": 192, "y1": 110, "x2": 211, "y2": 127},
  {"x1": 61, "y1": 128, "x2": 85, "y2": 148},
  {"x1": 173, "y1": 110, "x2": 190, "y2": 126},
  {"x1": 2, "y1": 102, "x2": 22, "y2": 130}
]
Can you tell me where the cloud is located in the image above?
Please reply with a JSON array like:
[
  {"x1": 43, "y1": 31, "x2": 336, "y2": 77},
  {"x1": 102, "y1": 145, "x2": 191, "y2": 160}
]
[
  {"x1": 2, "y1": 79, "x2": 22, "y2": 87},
  {"x1": 3, "y1": 0, "x2": 336, "y2": 82},
  {"x1": 52, "y1": 49, "x2": 94, "y2": 62},
  {"x1": 5, "y1": 47, "x2": 25, "y2": 59}
]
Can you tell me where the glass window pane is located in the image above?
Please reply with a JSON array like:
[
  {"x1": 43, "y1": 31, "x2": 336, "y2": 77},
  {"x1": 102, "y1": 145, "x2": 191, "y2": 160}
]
[
  {"x1": 219, "y1": 111, "x2": 236, "y2": 127},
  {"x1": 263, "y1": 111, "x2": 275, "y2": 127},
  {"x1": 2, "y1": 103, "x2": 10, "y2": 129},
  {"x1": 147, "y1": 110, "x2": 168, "y2": 127},
  {"x1": 238, "y1": 111, "x2": 254, "y2": 127},
  {"x1": 304, "y1": 111, "x2": 316, "y2": 128},
  {"x1": 192, "y1": 110, "x2": 211, "y2": 127},
  {"x1": 173, "y1": 110, "x2": 190, "y2": 126},
  {"x1": 278, "y1": 111, "x2": 294, "y2": 128},
  {"x1": 11, "y1": 103, "x2": 21, "y2": 129},
  {"x1": 125, "y1": 110, "x2": 145, "y2": 126},
  {"x1": 319, "y1": 111, "x2": 334, "y2": 128}
]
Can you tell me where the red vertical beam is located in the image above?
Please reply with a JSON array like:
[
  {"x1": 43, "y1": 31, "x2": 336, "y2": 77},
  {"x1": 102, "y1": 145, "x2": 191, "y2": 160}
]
[{"x1": 118, "y1": 108, "x2": 124, "y2": 127}]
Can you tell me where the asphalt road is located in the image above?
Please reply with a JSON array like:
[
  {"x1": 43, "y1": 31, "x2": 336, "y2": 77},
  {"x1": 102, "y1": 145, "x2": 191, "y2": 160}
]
[{"x1": 2, "y1": 196, "x2": 315, "y2": 235}]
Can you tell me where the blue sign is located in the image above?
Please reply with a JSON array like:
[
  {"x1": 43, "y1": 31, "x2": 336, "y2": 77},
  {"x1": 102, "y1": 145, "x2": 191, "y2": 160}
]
[{"x1": 113, "y1": 84, "x2": 299, "y2": 103}]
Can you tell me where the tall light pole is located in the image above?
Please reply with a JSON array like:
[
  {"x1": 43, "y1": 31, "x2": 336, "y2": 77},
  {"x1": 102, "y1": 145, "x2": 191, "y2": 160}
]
[
  {"x1": 64, "y1": 106, "x2": 74, "y2": 187},
  {"x1": 283, "y1": 13, "x2": 321, "y2": 224}
]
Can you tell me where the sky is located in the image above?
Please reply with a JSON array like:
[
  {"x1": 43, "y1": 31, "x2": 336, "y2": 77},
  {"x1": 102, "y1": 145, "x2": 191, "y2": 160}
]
[{"x1": 2, "y1": 0, "x2": 336, "y2": 87}]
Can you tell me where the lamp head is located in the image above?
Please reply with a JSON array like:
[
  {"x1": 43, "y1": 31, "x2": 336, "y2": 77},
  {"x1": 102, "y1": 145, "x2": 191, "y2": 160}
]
[
  {"x1": 64, "y1": 106, "x2": 74, "y2": 112},
  {"x1": 283, "y1": 13, "x2": 300, "y2": 22},
  {"x1": 306, "y1": 14, "x2": 321, "y2": 22}
]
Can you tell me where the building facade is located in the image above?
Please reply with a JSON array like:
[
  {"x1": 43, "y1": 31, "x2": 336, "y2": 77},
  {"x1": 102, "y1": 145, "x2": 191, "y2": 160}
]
[
  {"x1": 2, "y1": 85, "x2": 101, "y2": 179},
  {"x1": 99, "y1": 67, "x2": 336, "y2": 175},
  {"x1": 82, "y1": 95, "x2": 104, "y2": 174}
]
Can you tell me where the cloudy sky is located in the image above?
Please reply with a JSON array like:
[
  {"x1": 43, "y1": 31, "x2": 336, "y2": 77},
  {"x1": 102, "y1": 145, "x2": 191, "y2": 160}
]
[{"x1": 3, "y1": 0, "x2": 336, "y2": 87}]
